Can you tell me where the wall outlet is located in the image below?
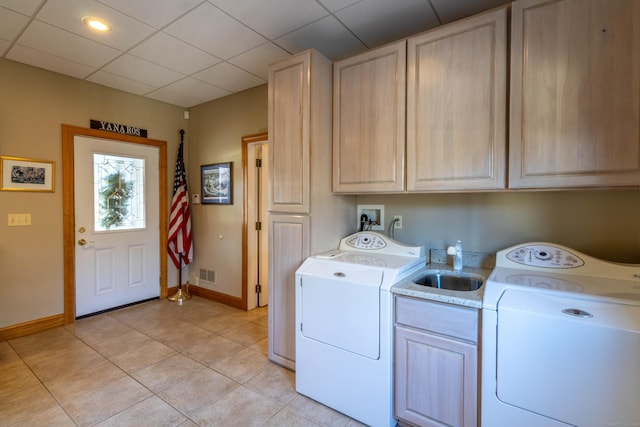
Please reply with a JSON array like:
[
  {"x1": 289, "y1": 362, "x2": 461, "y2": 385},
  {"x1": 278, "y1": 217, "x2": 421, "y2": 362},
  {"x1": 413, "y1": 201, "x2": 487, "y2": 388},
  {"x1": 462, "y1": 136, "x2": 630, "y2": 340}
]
[{"x1": 394, "y1": 215, "x2": 402, "y2": 229}]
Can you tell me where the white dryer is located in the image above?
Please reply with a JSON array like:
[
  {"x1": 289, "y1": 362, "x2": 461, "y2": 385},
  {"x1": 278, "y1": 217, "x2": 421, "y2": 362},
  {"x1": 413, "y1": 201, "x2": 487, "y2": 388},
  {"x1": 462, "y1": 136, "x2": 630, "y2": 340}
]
[
  {"x1": 482, "y1": 243, "x2": 640, "y2": 427},
  {"x1": 295, "y1": 232, "x2": 425, "y2": 427}
]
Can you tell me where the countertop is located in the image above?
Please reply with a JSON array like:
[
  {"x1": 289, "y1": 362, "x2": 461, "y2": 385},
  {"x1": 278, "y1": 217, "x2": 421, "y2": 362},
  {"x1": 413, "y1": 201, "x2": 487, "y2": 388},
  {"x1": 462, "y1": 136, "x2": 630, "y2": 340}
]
[{"x1": 391, "y1": 248, "x2": 495, "y2": 309}]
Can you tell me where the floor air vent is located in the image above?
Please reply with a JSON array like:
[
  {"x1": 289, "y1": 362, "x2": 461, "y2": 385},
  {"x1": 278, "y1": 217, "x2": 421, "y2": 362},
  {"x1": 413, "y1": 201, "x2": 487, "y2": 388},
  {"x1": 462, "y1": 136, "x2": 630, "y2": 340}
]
[{"x1": 199, "y1": 268, "x2": 216, "y2": 284}]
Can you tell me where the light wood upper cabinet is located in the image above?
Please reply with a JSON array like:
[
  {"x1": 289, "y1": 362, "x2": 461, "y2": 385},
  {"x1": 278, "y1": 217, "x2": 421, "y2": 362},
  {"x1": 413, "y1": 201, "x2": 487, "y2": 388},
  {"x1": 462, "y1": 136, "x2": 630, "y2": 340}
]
[
  {"x1": 333, "y1": 41, "x2": 406, "y2": 193},
  {"x1": 407, "y1": 7, "x2": 508, "y2": 191},
  {"x1": 268, "y1": 53, "x2": 310, "y2": 213},
  {"x1": 509, "y1": 0, "x2": 640, "y2": 188}
]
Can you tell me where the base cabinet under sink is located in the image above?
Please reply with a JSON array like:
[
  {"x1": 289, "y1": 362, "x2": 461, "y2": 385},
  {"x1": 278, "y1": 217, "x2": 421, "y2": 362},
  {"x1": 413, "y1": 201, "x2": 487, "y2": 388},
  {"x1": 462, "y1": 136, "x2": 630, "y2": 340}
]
[{"x1": 394, "y1": 295, "x2": 479, "y2": 427}]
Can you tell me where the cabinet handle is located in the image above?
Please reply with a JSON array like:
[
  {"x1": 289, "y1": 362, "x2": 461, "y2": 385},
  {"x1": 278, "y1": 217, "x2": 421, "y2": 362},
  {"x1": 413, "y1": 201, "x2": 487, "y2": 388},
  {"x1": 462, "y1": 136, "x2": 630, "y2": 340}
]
[{"x1": 562, "y1": 308, "x2": 593, "y2": 318}]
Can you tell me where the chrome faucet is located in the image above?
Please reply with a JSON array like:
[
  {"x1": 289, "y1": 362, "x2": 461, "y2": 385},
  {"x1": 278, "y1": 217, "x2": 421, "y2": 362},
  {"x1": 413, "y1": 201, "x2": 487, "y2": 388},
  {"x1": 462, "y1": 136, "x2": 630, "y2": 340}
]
[{"x1": 447, "y1": 240, "x2": 463, "y2": 270}]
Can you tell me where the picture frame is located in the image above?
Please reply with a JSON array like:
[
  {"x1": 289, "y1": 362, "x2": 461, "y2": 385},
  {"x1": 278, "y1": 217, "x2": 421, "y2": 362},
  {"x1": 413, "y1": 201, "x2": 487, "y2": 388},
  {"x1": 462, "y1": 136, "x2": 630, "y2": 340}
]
[
  {"x1": 201, "y1": 162, "x2": 232, "y2": 205},
  {"x1": 1, "y1": 156, "x2": 55, "y2": 192}
]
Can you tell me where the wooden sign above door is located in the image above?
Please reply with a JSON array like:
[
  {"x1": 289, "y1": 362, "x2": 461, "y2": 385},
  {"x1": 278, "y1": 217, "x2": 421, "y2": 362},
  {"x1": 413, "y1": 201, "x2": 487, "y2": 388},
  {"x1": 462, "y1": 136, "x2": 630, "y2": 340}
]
[{"x1": 90, "y1": 119, "x2": 147, "y2": 138}]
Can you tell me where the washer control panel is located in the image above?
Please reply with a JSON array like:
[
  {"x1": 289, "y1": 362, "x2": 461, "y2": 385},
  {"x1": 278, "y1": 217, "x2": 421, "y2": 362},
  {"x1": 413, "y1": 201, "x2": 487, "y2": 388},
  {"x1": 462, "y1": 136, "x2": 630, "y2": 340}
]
[
  {"x1": 506, "y1": 244, "x2": 584, "y2": 268},
  {"x1": 343, "y1": 233, "x2": 387, "y2": 250},
  {"x1": 338, "y1": 232, "x2": 425, "y2": 258}
]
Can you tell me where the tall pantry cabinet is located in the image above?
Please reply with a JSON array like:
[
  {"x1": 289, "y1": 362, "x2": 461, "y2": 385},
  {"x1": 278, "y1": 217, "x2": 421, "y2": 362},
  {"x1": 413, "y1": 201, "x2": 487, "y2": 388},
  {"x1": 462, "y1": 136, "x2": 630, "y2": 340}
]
[{"x1": 267, "y1": 49, "x2": 355, "y2": 370}]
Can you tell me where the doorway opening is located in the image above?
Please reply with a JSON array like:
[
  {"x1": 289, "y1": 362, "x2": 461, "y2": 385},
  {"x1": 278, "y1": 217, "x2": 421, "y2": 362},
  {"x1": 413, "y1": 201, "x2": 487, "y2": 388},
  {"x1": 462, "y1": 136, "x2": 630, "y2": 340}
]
[{"x1": 242, "y1": 132, "x2": 269, "y2": 310}]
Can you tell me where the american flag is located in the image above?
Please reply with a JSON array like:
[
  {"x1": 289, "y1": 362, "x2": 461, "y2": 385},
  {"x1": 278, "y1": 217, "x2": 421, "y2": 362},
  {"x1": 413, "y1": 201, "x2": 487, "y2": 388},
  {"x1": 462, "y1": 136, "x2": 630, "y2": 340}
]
[{"x1": 168, "y1": 141, "x2": 193, "y2": 268}]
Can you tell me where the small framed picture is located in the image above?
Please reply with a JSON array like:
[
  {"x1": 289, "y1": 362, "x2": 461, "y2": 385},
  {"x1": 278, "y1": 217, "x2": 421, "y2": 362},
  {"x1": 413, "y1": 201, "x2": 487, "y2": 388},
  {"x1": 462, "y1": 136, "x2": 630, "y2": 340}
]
[
  {"x1": 201, "y1": 162, "x2": 232, "y2": 205},
  {"x1": 1, "y1": 156, "x2": 55, "y2": 192}
]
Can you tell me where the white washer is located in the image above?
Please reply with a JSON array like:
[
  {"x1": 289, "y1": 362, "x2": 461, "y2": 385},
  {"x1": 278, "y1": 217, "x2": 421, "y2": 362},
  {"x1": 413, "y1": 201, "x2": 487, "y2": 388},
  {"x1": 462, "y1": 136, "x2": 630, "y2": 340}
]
[
  {"x1": 482, "y1": 242, "x2": 640, "y2": 427},
  {"x1": 295, "y1": 232, "x2": 425, "y2": 427}
]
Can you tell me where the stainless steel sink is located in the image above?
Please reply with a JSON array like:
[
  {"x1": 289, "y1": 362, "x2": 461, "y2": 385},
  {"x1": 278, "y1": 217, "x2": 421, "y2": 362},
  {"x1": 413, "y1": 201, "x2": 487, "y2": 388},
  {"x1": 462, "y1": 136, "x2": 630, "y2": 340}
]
[{"x1": 412, "y1": 271, "x2": 484, "y2": 291}]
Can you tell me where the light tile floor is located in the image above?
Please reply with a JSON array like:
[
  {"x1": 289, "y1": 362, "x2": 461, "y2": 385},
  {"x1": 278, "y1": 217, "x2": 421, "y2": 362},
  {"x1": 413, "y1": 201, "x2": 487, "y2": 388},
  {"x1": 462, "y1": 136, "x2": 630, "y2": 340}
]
[{"x1": 0, "y1": 297, "x2": 366, "y2": 427}]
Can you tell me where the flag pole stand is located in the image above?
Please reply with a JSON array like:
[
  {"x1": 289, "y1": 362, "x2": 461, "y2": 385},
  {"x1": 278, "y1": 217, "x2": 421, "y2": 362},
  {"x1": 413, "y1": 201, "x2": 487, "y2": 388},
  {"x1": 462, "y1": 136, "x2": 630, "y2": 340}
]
[{"x1": 169, "y1": 253, "x2": 191, "y2": 305}]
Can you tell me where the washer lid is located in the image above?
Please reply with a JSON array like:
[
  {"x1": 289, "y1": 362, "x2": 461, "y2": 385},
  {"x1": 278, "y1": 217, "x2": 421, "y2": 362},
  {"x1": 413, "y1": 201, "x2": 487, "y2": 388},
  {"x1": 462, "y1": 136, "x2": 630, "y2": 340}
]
[
  {"x1": 297, "y1": 259, "x2": 384, "y2": 288},
  {"x1": 484, "y1": 267, "x2": 640, "y2": 310}
]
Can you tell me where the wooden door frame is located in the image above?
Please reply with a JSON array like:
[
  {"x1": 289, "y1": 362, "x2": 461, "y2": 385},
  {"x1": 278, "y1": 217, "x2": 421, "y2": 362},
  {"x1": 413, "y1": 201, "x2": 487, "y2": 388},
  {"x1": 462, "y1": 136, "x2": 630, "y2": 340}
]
[
  {"x1": 242, "y1": 132, "x2": 268, "y2": 311},
  {"x1": 62, "y1": 124, "x2": 168, "y2": 324}
]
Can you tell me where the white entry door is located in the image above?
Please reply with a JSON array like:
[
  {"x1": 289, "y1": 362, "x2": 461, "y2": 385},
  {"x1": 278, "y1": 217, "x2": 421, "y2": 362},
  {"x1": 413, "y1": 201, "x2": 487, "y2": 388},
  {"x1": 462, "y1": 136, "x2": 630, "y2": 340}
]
[{"x1": 74, "y1": 136, "x2": 160, "y2": 317}]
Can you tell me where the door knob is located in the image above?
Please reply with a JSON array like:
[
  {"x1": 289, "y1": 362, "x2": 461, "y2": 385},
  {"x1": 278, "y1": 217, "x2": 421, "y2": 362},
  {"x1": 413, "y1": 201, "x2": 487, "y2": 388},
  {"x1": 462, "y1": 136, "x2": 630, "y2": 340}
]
[{"x1": 78, "y1": 238, "x2": 87, "y2": 246}]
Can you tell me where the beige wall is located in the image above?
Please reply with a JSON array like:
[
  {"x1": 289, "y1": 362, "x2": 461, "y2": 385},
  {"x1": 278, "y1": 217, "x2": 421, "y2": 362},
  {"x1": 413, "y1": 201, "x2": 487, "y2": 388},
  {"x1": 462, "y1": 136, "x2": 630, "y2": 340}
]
[
  {"x1": 2, "y1": 56, "x2": 640, "y2": 332},
  {"x1": 357, "y1": 191, "x2": 640, "y2": 263},
  {"x1": 187, "y1": 85, "x2": 268, "y2": 298},
  {"x1": 0, "y1": 58, "x2": 187, "y2": 328}
]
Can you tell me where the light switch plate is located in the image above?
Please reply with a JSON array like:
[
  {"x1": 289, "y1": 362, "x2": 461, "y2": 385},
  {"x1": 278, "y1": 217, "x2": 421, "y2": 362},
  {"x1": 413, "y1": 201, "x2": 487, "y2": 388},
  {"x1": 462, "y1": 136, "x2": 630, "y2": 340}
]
[{"x1": 8, "y1": 213, "x2": 31, "y2": 226}]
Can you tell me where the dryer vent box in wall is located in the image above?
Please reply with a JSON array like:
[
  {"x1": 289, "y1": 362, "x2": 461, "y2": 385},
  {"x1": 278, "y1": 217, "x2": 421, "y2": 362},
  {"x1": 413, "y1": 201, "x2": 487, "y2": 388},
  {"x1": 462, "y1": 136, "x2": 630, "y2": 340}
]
[{"x1": 357, "y1": 204, "x2": 384, "y2": 231}]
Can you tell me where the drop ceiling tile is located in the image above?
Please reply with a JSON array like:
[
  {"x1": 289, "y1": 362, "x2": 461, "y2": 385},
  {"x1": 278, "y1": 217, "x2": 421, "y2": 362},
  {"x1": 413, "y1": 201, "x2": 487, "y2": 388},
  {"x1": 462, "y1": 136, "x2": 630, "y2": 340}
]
[
  {"x1": 36, "y1": 0, "x2": 155, "y2": 50},
  {"x1": 0, "y1": 0, "x2": 45, "y2": 16},
  {"x1": 336, "y1": 0, "x2": 440, "y2": 47},
  {"x1": 87, "y1": 70, "x2": 156, "y2": 95},
  {"x1": 228, "y1": 42, "x2": 291, "y2": 80},
  {"x1": 129, "y1": 32, "x2": 221, "y2": 75},
  {"x1": 317, "y1": 0, "x2": 362, "y2": 13},
  {"x1": 17, "y1": 20, "x2": 121, "y2": 67},
  {"x1": 209, "y1": 0, "x2": 328, "y2": 39},
  {"x1": 102, "y1": 54, "x2": 184, "y2": 87},
  {"x1": 275, "y1": 15, "x2": 366, "y2": 61},
  {"x1": 430, "y1": 0, "x2": 510, "y2": 23},
  {"x1": 164, "y1": 2, "x2": 266, "y2": 60},
  {"x1": 146, "y1": 77, "x2": 231, "y2": 108},
  {"x1": 193, "y1": 62, "x2": 265, "y2": 93},
  {"x1": 96, "y1": 0, "x2": 203, "y2": 29},
  {"x1": 0, "y1": 39, "x2": 10, "y2": 55},
  {"x1": 1, "y1": 0, "x2": 517, "y2": 108},
  {"x1": 0, "y1": 7, "x2": 29, "y2": 40},
  {"x1": 6, "y1": 43, "x2": 95, "y2": 78}
]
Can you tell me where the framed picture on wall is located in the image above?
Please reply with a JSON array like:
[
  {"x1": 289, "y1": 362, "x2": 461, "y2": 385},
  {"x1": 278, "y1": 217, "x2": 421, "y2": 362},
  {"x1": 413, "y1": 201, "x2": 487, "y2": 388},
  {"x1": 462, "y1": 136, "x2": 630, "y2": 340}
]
[
  {"x1": 201, "y1": 162, "x2": 232, "y2": 205},
  {"x1": 1, "y1": 156, "x2": 55, "y2": 192}
]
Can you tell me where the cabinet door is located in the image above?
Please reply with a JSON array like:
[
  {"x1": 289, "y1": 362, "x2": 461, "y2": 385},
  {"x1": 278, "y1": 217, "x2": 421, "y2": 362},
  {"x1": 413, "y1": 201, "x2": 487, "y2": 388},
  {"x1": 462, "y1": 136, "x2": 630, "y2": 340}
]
[
  {"x1": 407, "y1": 7, "x2": 507, "y2": 191},
  {"x1": 395, "y1": 326, "x2": 477, "y2": 427},
  {"x1": 267, "y1": 214, "x2": 309, "y2": 370},
  {"x1": 509, "y1": 0, "x2": 640, "y2": 188},
  {"x1": 268, "y1": 53, "x2": 310, "y2": 213},
  {"x1": 333, "y1": 41, "x2": 406, "y2": 193}
]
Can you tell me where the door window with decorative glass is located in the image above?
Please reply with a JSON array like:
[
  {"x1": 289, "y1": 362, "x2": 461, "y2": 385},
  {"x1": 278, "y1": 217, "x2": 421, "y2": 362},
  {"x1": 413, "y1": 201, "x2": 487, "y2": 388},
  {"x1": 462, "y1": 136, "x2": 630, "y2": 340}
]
[{"x1": 93, "y1": 153, "x2": 145, "y2": 231}]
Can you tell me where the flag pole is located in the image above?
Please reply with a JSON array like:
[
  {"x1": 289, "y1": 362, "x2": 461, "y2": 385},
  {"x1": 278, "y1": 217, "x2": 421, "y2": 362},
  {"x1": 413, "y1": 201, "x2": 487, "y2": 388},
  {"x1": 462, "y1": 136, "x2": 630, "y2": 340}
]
[
  {"x1": 168, "y1": 129, "x2": 192, "y2": 304},
  {"x1": 168, "y1": 253, "x2": 191, "y2": 303}
]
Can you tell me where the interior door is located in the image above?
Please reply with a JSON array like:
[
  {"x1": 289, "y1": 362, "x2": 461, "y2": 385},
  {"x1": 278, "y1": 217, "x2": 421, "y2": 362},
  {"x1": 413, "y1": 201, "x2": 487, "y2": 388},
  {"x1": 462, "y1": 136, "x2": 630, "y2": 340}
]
[
  {"x1": 247, "y1": 142, "x2": 269, "y2": 308},
  {"x1": 74, "y1": 135, "x2": 160, "y2": 317}
]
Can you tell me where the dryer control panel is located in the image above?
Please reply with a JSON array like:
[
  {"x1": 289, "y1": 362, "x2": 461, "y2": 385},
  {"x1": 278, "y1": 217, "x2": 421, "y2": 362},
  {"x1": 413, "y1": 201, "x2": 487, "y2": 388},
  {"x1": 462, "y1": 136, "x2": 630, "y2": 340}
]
[
  {"x1": 343, "y1": 233, "x2": 387, "y2": 250},
  {"x1": 506, "y1": 244, "x2": 584, "y2": 268}
]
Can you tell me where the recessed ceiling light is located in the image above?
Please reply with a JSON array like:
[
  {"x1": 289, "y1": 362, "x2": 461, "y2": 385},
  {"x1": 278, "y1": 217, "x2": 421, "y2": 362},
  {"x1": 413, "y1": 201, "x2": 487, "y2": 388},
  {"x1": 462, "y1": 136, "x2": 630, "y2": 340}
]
[{"x1": 82, "y1": 16, "x2": 112, "y2": 32}]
